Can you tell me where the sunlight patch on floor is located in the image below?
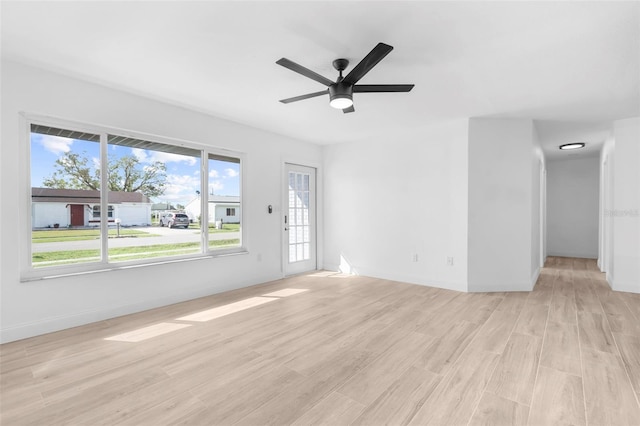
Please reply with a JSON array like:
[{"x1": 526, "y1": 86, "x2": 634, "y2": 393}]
[
  {"x1": 105, "y1": 290, "x2": 311, "y2": 343},
  {"x1": 175, "y1": 296, "x2": 278, "y2": 322},
  {"x1": 262, "y1": 288, "x2": 309, "y2": 297},
  {"x1": 104, "y1": 322, "x2": 192, "y2": 342}
]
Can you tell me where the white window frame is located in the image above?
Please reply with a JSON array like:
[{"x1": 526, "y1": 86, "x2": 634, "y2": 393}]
[
  {"x1": 21, "y1": 113, "x2": 246, "y2": 281},
  {"x1": 92, "y1": 205, "x2": 114, "y2": 218}
]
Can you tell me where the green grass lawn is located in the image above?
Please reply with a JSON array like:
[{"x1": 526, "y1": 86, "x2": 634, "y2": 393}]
[
  {"x1": 32, "y1": 229, "x2": 158, "y2": 243},
  {"x1": 188, "y1": 223, "x2": 240, "y2": 233},
  {"x1": 33, "y1": 239, "x2": 241, "y2": 267}
]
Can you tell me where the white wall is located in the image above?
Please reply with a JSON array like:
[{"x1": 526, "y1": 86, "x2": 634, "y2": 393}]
[
  {"x1": 531, "y1": 124, "x2": 545, "y2": 274},
  {"x1": 215, "y1": 204, "x2": 240, "y2": 223},
  {"x1": 467, "y1": 118, "x2": 536, "y2": 292},
  {"x1": 1, "y1": 60, "x2": 323, "y2": 343},
  {"x1": 546, "y1": 155, "x2": 600, "y2": 259},
  {"x1": 323, "y1": 119, "x2": 469, "y2": 291},
  {"x1": 32, "y1": 203, "x2": 69, "y2": 228},
  {"x1": 599, "y1": 135, "x2": 615, "y2": 279},
  {"x1": 115, "y1": 204, "x2": 152, "y2": 226},
  {"x1": 610, "y1": 117, "x2": 640, "y2": 293}
]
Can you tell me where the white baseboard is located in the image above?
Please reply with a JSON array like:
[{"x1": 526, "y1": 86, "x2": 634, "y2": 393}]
[
  {"x1": 530, "y1": 267, "x2": 541, "y2": 289},
  {"x1": 324, "y1": 264, "x2": 467, "y2": 293},
  {"x1": 468, "y1": 281, "x2": 533, "y2": 293},
  {"x1": 611, "y1": 280, "x2": 640, "y2": 294},
  {"x1": 547, "y1": 251, "x2": 597, "y2": 259}
]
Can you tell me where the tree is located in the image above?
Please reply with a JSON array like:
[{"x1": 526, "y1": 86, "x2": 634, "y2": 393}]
[{"x1": 43, "y1": 152, "x2": 167, "y2": 198}]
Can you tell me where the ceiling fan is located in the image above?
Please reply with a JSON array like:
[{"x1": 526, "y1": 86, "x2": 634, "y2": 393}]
[{"x1": 276, "y1": 42, "x2": 414, "y2": 114}]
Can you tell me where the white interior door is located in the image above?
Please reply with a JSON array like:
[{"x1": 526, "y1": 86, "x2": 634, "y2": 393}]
[{"x1": 284, "y1": 163, "x2": 316, "y2": 275}]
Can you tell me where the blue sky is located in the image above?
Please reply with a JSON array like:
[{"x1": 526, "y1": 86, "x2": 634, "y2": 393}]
[{"x1": 31, "y1": 133, "x2": 240, "y2": 205}]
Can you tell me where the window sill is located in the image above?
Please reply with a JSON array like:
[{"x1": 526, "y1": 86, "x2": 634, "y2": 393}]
[{"x1": 21, "y1": 249, "x2": 249, "y2": 282}]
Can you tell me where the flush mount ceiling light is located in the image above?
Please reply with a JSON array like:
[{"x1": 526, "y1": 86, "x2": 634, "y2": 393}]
[{"x1": 559, "y1": 143, "x2": 586, "y2": 150}]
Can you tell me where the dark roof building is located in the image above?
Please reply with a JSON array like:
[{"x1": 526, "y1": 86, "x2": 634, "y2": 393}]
[{"x1": 31, "y1": 187, "x2": 152, "y2": 204}]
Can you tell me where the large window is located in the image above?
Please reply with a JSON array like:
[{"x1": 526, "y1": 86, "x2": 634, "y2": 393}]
[{"x1": 27, "y1": 119, "x2": 243, "y2": 277}]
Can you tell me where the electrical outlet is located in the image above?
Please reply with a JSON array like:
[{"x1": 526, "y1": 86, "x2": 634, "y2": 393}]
[
  {"x1": 257, "y1": 253, "x2": 262, "y2": 262},
  {"x1": 447, "y1": 256, "x2": 454, "y2": 266},
  {"x1": 412, "y1": 253, "x2": 419, "y2": 262}
]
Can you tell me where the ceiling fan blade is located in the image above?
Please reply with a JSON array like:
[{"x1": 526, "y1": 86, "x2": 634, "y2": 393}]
[
  {"x1": 354, "y1": 84, "x2": 415, "y2": 93},
  {"x1": 276, "y1": 58, "x2": 334, "y2": 87},
  {"x1": 279, "y1": 90, "x2": 328, "y2": 104},
  {"x1": 342, "y1": 105, "x2": 355, "y2": 114},
  {"x1": 342, "y1": 43, "x2": 394, "y2": 85}
]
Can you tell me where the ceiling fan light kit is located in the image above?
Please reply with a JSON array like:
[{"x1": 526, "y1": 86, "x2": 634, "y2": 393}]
[
  {"x1": 329, "y1": 83, "x2": 353, "y2": 109},
  {"x1": 277, "y1": 42, "x2": 414, "y2": 113}
]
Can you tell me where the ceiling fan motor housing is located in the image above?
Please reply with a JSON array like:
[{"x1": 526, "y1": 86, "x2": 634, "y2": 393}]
[{"x1": 329, "y1": 82, "x2": 353, "y2": 104}]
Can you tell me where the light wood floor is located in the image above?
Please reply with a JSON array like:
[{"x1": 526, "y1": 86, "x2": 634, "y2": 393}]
[{"x1": 2, "y1": 257, "x2": 640, "y2": 425}]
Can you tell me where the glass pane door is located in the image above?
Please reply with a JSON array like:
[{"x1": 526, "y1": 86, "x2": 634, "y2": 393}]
[{"x1": 284, "y1": 164, "x2": 316, "y2": 275}]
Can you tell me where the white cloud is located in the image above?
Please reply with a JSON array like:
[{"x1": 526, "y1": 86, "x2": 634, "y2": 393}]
[
  {"x1": 159, "y1": 173, "x2": 201, "y2": 202},
  {"x1": 39, "y1": 135, "x2": 73, "y2": 156},
  {"x1": 225, "y1": 168, "x2": 239, "y2": 178},
  {"x1": 131, "y1": 148, "x2": 197, "y2": 166},
  {"x1": 209, "y1": 169, "x2": 219, "y2": 178},
  {"x1": 210, "y1": 180, "x2": 224, "y2": 192},
  {"x1": 131, "y1": 148, "x2": 148, "y2": 163}
]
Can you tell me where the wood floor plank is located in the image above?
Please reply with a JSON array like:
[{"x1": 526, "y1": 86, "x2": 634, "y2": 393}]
[
  {"x1": 582, "y1": 358, "x2": 640, "y2": 425},
  {"x1": 337, "y1": 331, "x2": 434, "y2": 405},
  {"x1": 197, "y1": 365, "x2": 305, "y2": 424},
  {"x1": 495, "y1": 292, "x2": 529, "y2": 313},
  {"x1": 471, "y1": 308, "x2": 520, "y2": 354},
  {"x1": 486, "y1": 332, "x2": 542, "y2": 406},
  {"x1": 528, "y1": 366, "x2": 585, "y2": 425},
  {"x1": 13, "y1": 366, "x2": 171, "y2": 425},
  {"x1": 513, "y1": 302, "x2": 549, "y2": 337},
  {"x1": 290, "y1": 391, "x2": 364, "y2": 426},
  {"x1": 414, "y1": 320, "x2": 480, "y2": 375},
  {"x1": 599, "y1": 291, "x2": 640, "y2": 336},
  {"x1": 549, "y1": 294, "x2": 577, "y2": 324},
  {"x1": 577, "y1": 311, "x2": 617, "y2": 354},
  {"x1": 413, "y1": 300, "x2": 468, "y2": 337},
  {"x1": 575, "y1": 288, "x2": 603, "y2": 313},
  {"x1": 525, "y1": 288, "x2": 553, "y2": 305},
  {"x1": 454, "y1": 293, "x2": 504, "y2": 325},
  {"x1": 408, "y1": 349, "x2": 500, "y2": 425},
  {"x1": 234, "y1": 350, "x2": 378, "y2": 426},
  {"x1": 540, "y1": 320, "x2": 582, "y2": 377},
  {"x1": 614, "y1": 332, "x2": 640, "y2": 396},
  {"x1": 351, "y1": 366, "x2": 441, "y2": 426},
  {"x1": 622, "y1": 293, "x2": 640, "y2": 322},
  {"x1": 118, "y1": 393, "x2": 207, "y2": 426},
  {"x1": 468, "y1": 391, "x2": 529, "y2": 426},
  {"x1": 283, "y1": 320, "x2": 380, "y2": 376}
]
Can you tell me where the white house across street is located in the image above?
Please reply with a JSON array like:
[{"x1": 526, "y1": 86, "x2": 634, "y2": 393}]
[
  {"x1": 184, "y1": 194, "x2": 240, "y2": 225},
  {"x1": 31, "y1": 187, "x2": 152, "y2": 228}
]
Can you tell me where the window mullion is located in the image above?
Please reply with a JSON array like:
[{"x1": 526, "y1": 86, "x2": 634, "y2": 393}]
[
  {"x1": 100, "y1": 133, "x2": 109, "y2": 263},
  {"x1": 201, "y1": 151, "x2": 208, "y2": 253}
]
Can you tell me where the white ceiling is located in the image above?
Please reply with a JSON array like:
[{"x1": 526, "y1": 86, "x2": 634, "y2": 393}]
[{"x1": 2, "y1": 1, "x2": 638, "y2": 159}]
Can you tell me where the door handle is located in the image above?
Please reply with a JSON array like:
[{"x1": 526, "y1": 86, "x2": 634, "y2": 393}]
[{"x1": 284, "y1": 215, "x2": 288, "y2": 231}]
